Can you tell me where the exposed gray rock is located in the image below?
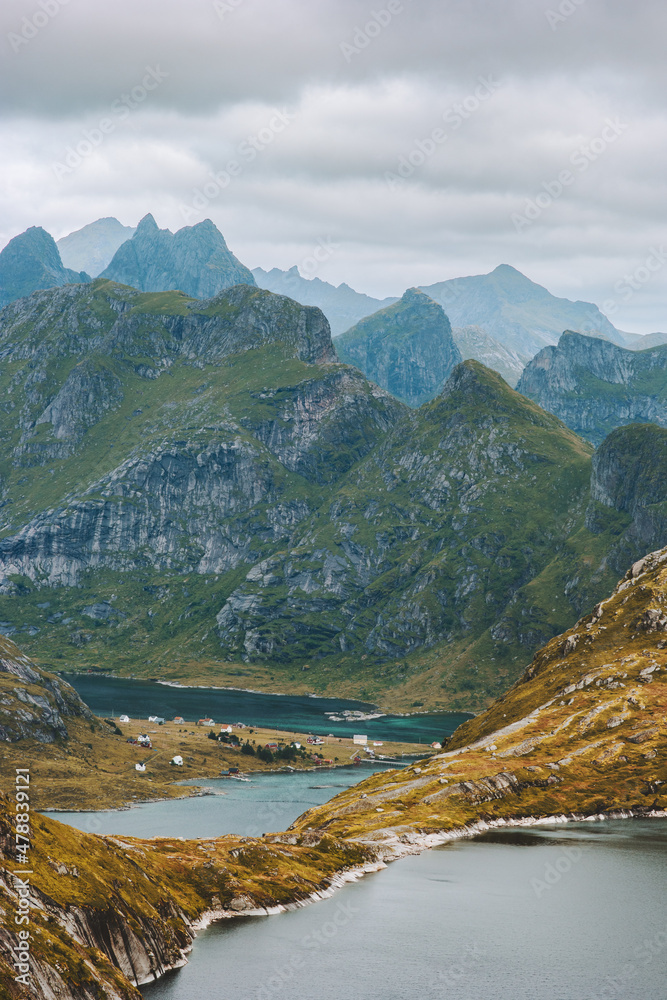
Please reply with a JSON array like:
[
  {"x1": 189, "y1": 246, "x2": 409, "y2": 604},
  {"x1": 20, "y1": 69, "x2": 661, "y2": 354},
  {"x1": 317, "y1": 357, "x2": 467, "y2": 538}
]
[{"x1": 517, "y1": 331, "x2": 667, "y2": 444}]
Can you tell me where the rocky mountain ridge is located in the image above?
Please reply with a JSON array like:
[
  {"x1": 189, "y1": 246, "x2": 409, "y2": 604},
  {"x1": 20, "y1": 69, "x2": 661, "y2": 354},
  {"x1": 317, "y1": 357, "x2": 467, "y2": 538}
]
[
  {"x1": 517, "y1": 330, "x2": 667, "y2": 444},
  {"x1": 0, "y1": 281, "x2": 664, "y2": 709},
  {"x1": 292, "y1": 545, "x2": 667, "y2": 849}
]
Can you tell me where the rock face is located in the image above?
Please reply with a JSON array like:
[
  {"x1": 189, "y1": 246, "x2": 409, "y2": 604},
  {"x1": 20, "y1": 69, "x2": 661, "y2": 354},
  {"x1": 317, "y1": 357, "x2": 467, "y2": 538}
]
[
  {"x1": 0, "y1": 634, "x2": 95, "y2": 742},
  {"x1": 0, "y1": 227, "x2": 89, "y2": 308},
  {"x1": 451, "y1": 324, "x2": 528, "y2": 387},
  {"x1": 100, "y1": 214, "x2": 255, "y2": 297},
  {"x1": 335, "y1": 288, "x2": 462, "y2": 406},
  {"x1": 253, "y1": 265, "x2": 398, "y2": 336},
  {"x1": 0, "y1": 279, "x2": 665, "y2": 709},
  {"x1": 57, "y1": 216, "x2": 136, "y2": 276},
  {"x1": 586, "y1": 424, "x2": 667, "y2": 573},
  {"x1": 420, "y1": 264, "x2": 626, "y2": 358},
  {"x1": 516, "y1": 331, "x2": 667, "y2": 445},
  {"x1": 294, "y1": 543, "x2": 667, "y2": 846}
]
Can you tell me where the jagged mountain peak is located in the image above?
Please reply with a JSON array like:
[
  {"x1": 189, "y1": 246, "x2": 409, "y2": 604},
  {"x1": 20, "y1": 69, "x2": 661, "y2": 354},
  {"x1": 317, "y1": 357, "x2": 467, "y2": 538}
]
[
  {"x1": 100, "y1": 215, "x2": 255, "y2": 298},
  {"x1": 136, "y1": 211, "x2": 159, "y2": 232},
  {"x1": 517, "y1": 329, "x2": 667, "y2": 444}
]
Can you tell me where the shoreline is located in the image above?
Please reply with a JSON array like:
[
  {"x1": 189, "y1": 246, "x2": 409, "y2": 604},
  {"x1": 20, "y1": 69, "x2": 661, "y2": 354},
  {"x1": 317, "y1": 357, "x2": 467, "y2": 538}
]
[
  {"x1": 60, "y1": 669, "x2": 476, "y2": 720},
  {"x1": 134, "y1": 807, "x2": 667, "y2": 990}
]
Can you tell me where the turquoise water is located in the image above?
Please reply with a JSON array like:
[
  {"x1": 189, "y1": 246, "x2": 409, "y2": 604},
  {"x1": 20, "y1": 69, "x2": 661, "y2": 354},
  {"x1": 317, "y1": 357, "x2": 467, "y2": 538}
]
[
  {"x1": 140, "y1": 819, "x2": 667, "y2": 1000},
  {"x1": 43, "y1": 765, "x2": 396, "y2": 839},
  {"x1": 65, "y1": 673, "x2": 471, "y2": 743}
]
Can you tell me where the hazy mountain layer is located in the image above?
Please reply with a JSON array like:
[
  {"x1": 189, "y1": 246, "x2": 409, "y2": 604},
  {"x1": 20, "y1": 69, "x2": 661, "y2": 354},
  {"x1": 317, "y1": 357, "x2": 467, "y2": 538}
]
[
  {"x1": 57, "y1": 216, "x2": 136, "y2": 276},
  {"x1": 517, "y1": 331, "x2": 667, "y2": 445},
  {"x1": 100, "y1": 214, "x2": 255, "y2": 297},
  {"x1": 452, "y1": 324, "x2": 529, "y2": 387},
  {"x1": 420, "y1": 264, "x2": 626, "y2": 358},
  {"x1": 253, "y1": 265, "x2": 398, "y2": 335}
]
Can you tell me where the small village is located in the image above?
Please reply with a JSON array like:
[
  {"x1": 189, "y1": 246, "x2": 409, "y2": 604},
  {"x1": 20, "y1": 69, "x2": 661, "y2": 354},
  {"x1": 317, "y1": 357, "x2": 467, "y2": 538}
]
[{"x1": 116, "y1": 712, "x2": 433, "y2": 779}]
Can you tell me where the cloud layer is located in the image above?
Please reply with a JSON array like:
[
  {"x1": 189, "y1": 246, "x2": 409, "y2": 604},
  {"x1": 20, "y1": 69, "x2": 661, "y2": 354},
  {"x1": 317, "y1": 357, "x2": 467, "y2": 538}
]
[{"x1": 1, "y1": 0, "x2": 666, "y2": 331}]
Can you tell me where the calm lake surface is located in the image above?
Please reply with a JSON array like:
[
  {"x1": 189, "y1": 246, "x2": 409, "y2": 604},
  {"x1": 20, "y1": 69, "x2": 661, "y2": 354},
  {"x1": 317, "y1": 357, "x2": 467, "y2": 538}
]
[
  {"x1": 140, "y1": 819, "x2": 667, "y2": 1000},
  {"x1": 43, "y1": 765, "x2": 396, "y2": 839},
  {"x1": 65, "y1": 673, "x2": 470, "y2": 744}
]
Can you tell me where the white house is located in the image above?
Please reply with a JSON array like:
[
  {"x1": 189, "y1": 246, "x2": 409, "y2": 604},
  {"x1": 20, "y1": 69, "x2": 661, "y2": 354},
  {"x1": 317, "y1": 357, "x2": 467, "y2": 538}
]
[
  {"x1": 135, "y1": 763, "x2": 146, "y2": 772},
  {"x1": 171, "y1": 755, "x2": 184, "y2": 766},
  {"x1": 119, "y1": 714, "x2": 130, "y2": 723}
]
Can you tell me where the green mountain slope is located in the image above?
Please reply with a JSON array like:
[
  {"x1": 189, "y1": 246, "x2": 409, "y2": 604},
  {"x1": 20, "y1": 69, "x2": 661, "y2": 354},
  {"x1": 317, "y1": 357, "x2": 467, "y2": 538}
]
[{"x1": 0, "y1": 281, "x2": 663, "y2": 710}]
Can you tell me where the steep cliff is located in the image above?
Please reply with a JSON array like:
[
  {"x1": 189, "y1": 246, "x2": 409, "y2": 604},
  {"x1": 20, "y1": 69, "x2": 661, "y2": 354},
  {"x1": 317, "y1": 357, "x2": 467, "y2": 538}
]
[
  {"x1": 586, "y1": 423, "x2": 667, "y2": 573},
  {"x1": 0, "y1": 281, "x2": 665, "y2": 709},
  {"x1": 0, "y1": 634, "x2": 96, "y2": 743},
  {"x1": 336, "y1": 288, "x2": 462, "y2": 406},
  {"x1": 0, "y1": 227, "x2": 89, "y2": 308},
  {"x1": 100, "y1": 214, "x2": 255, "y2": 297},
  {"x1": 516, "y1": 331, "x2": 667, "y2": 444}
]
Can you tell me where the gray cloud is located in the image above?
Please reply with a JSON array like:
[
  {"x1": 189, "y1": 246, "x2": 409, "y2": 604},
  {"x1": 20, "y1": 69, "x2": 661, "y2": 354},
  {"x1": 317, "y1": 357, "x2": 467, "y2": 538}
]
[{"x1": 1, "y1": 0, "x2": 666, "y2": 331}]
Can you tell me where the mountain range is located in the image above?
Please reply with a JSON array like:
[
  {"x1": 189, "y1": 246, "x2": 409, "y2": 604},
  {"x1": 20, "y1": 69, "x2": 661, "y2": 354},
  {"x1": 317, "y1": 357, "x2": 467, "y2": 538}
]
[
  {"x1": 517, "y1": 331, "x2": 667, "y2": 445},
  {"x1": 0, "y1": 278, "x2": 665, "y2": 711}
]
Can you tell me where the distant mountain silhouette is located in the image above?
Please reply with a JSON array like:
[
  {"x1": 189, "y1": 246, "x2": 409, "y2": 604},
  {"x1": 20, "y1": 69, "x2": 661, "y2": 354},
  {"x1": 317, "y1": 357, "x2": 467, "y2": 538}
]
[{"x1": 100, "y1": 214, "x2": 255, "y2": 297}]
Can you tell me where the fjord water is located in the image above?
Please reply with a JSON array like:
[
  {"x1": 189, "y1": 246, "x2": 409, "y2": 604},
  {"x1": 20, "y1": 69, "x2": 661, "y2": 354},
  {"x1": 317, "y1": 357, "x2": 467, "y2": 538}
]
[
  {"x1": 65, "y1": 673, "x2": 470, "y2": 743},
  {"x1": 43, "y1": 766, "x2": 396, "y2": 839},
  {"x1": 141, "y1": 820, "x2": 667, "y2": 1000}
]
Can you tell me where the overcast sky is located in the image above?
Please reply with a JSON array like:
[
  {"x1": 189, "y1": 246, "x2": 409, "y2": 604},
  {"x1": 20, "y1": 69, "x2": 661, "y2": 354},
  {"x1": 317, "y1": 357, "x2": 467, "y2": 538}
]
[{"x1": 1, "y1": 0, "x2": 666, "y2": 331}]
